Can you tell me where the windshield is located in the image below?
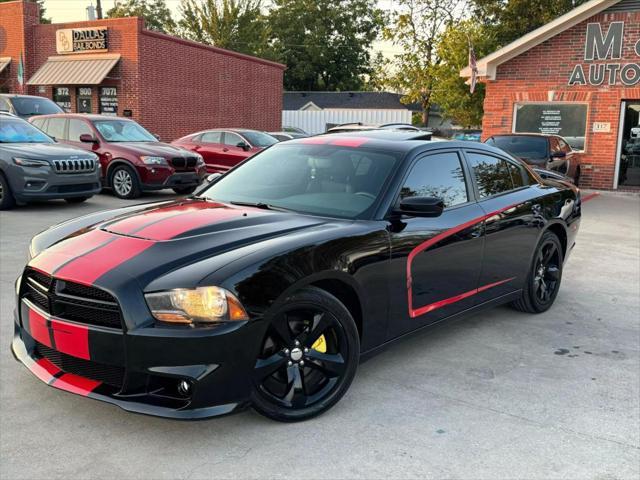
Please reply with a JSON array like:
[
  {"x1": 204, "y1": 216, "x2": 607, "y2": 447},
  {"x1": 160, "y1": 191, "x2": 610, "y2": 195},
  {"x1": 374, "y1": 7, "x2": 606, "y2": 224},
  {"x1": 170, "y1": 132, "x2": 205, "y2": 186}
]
[
  {"x1": 0, "y1": 117, "x2": 54, "y2": 143},
  {"x1": 10, "y1": 97, "x2": 63, "y2": 116},
  {"x1": 93, "y1": 120, "x2": 156, "y2": 142},
  {"x1": 201, "y1": 143, "x2": 401, "y2": 219},
  {"x1": 242, "y1": 131, "x2": 279, "y2": 148},
  {"x1": 487, "y1": 136, "x2": 548, "y2": 160}
]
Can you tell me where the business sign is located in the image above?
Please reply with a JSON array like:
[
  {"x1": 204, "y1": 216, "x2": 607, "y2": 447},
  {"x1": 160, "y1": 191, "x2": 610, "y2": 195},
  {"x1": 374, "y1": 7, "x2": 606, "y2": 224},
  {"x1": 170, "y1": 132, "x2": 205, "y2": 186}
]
[
  {"x1": 514, "y1": 103, "x2": 588, "y2": 150},
  {"x1": 77, "y1": 87, "x2": 92, "y2": 113},
  {"x1": 99, "y1": 86, "x2": 118, "y2": 116},
  {"x1": 569, "y1": 21, "x2": 640, "y2": 86},
  {"x1": 53, "y1": 87, "x2": 71, "y2": 112},
  {"x1": 56, "y1": 27, "x2": 108, "y2": 54}
]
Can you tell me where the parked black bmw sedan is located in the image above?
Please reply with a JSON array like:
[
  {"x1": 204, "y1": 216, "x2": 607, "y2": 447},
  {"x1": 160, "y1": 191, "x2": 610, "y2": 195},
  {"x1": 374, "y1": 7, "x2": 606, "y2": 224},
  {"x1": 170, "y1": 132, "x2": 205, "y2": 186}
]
[{"x1": 13, "y1": 132, "x2": 581, "y2": 421}]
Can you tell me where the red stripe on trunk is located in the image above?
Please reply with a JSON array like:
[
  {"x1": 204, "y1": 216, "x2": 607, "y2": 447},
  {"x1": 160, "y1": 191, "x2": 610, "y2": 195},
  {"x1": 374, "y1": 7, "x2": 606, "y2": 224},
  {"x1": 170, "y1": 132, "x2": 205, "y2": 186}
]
[
  {"x1": 54, "y1": 236, "x2": 153, "y2": 286},
  {"x1": 53, "y1": 374, "x2": 101, "y2": 396},
  {"x1": 51, "y1": 319, "x2": 90, "y2": 360},
  {"x1": 28, "y1": 307, "x2": 51, "y2": 347}
]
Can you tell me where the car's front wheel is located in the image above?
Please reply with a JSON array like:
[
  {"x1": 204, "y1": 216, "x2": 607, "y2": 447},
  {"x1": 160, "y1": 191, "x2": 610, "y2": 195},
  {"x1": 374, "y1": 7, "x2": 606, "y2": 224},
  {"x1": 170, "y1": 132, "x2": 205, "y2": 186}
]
[
  {"x1": 511, "y1": 230, "x2": 564, "y2": 313},
  {"x1": 110, "y1": 165, "x2": 141, "y2": 199},
  {"x1": 251, "y1": 287, "x2": 360, "y2": 422},
  {"x1": 0, "y1": 172, "x2": 16, "y2": 210}
]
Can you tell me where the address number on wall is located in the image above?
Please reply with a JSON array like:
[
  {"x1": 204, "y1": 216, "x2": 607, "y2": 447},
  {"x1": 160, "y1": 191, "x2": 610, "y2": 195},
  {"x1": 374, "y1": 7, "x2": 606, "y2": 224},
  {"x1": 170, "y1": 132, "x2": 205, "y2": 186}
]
[{"x1": 592, "y1": 122, "x2": 611, "y2": 133}]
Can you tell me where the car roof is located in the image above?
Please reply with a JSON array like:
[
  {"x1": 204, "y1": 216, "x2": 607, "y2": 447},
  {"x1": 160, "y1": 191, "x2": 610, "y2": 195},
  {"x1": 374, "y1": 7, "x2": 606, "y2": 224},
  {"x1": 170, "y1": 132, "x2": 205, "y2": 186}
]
[
  {"x1": 0, "y1": 93, "x2": 54, "y2": 100},
  {"x1": 283, "y1": 131, "x2": 502, "y2": 156},
  {"x1": 31, "y1": 113, "x2": 132, "y2": 121}
]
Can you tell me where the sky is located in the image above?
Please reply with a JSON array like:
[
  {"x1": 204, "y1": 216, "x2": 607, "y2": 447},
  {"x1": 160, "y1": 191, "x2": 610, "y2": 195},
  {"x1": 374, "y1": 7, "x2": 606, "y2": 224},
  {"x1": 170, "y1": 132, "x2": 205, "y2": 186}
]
[{"x1": 42, "y1": 0, "x2": 404, "y2": 56}]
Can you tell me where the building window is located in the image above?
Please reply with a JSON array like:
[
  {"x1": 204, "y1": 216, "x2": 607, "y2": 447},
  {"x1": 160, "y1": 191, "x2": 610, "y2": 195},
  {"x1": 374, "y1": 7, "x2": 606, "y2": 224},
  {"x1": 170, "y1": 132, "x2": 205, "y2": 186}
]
[{"x1": 513, "y1": 103, "x2": 588, "y2": 151}]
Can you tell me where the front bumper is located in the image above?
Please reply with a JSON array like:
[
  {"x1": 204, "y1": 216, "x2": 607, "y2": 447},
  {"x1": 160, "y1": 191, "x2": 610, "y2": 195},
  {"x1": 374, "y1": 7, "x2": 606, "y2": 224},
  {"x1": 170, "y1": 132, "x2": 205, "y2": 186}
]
[
  {"x1": 12, "y1": 299, "x2": 266, "y2": 420},
  {"x1": 141, "y1": 171, "x2": 205, "y2": 191},
  {"x1": 5, "y1": 164, "x2": 101, "y2": 202}
]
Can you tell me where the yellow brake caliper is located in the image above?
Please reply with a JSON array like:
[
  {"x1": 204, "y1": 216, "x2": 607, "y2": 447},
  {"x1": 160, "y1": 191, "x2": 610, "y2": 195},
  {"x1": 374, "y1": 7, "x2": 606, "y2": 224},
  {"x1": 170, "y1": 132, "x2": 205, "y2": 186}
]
[{"x1": 311, "y1": 334, "x2": 327, "y2": 353}]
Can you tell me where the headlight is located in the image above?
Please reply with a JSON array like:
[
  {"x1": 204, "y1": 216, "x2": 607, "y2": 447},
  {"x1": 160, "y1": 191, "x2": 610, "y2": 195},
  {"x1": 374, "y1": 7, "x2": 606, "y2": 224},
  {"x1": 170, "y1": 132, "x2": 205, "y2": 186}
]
[
  {"x1": 141, "y1": 156, "x2": 168, "y2": 166},
  {"x1": 194, "y1": 153, "x2": 205, "y2": 166},
  {"x1": 145, "y1": 286, "x2": 249, "y2": 325},
  {"x1": 13, "y1": 157, "x2": 50, "y2": 167}
]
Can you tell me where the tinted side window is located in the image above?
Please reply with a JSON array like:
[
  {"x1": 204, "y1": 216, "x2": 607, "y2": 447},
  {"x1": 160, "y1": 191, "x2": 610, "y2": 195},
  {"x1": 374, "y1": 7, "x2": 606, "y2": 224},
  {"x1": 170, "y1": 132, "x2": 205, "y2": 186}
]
[
  {"x1": 30, "y1": 117, "x2": 45, "y2": 129},
  {"x1": 0, "y1": 97, "x2": 10, "y2": 112},
  {"x1": 47, "y1": 117, "x2": 66, "y2": 140},
  {"x1": 468, "y1": 152, "x2": 514, "y2": 198},
  {"x1": 201, "y1": 131, "x2": 222, "y2": 143},
  {"x1": 68, "y1": 119, "x2": 93, "y2": 141},
  {"x1": 400, "y1": 152, "x2": 468, "y2": 208},
  {"x1": 558, "y1": 138, "x2": 572, "y2": 153},
  {"x1": 223, "y1": 132, "x2": 242, "y2": 146},
  {"x1": 506, "y1": 161, "x2": 525, "y2": 188}
]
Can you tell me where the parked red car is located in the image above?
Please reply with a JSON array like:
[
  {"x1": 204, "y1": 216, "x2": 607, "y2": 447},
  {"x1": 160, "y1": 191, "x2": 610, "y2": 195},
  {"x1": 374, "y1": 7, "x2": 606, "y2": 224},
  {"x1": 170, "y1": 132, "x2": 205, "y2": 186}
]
[
  {"x1": 30, "y1": 114, "x2": 207, "y2": 199},
  {"x1": 172, "y1": 129, "x2": 278, "y2": 173}
]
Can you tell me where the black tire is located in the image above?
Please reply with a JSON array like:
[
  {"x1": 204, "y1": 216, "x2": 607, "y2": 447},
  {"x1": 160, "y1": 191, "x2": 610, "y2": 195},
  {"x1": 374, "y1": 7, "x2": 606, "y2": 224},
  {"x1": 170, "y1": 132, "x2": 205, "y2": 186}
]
[
  {"x1": 64, "y1": 196, "x2": 89, "y2": 204},
  {"x1": 0, "y1": 172, "x2": 16, "y2": 210},
  {"x1": 511, "y1": 230, "x2": 564, "y2": 313},
  {"x1": 172, "y1": 186, "x2": 197, "y2": 195},
  {"x1": 109, "y1": 165, "x2": 141, "y2": 199},
  {"x1": 251, "y1": 286, "x2": 360, "y2": 422}
]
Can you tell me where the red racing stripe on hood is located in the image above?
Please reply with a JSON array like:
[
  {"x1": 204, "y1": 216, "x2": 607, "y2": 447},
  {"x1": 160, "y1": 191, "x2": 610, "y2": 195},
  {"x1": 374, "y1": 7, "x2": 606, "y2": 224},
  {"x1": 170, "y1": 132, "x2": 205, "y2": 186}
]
[
  {"x1": 54, "y1": 236, "x2": 154, "y2": 286},
  {"x1": 29, "y1": 229, "x2": 113, "y2": 275}
]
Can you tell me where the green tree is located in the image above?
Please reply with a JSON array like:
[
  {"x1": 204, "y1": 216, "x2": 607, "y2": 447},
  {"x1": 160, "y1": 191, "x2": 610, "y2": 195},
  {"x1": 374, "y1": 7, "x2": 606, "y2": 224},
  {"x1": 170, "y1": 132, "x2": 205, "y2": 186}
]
[
  {"x1": 107, "y1": 0, "x2": 176, "y2": 33},
  {"x1": 431, "y1": 20, "x2": 496, "y2": 128},
  {"x1": 473, "y1": 0, "x2": 589, "y2": 46},
  {"x1": 0, "y1": 0, "x2": 50, "y2": 23},
  {"x1": 177, "y1": 0, "x2": 272, "y2": 57},
  {"x1": 383, "y1": 0, "x2": 465, "y2": 125},
  {"x1": 268, "y1": 0, "x2": 385, "y2": 91}
]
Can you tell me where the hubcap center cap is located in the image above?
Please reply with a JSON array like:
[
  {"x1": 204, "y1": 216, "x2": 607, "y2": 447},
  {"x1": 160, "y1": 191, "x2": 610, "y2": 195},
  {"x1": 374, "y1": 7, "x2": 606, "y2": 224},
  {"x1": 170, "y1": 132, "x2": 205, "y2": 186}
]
[{"x1": 290, "y1": 347, "x2": 303, "y2": 362}]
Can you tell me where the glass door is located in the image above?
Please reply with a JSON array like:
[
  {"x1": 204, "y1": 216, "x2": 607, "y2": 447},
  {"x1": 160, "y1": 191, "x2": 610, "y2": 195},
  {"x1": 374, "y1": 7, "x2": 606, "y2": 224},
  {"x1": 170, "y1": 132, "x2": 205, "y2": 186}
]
[{"x1": 618, "y1": 101, "x2": 640, "y2": 188}]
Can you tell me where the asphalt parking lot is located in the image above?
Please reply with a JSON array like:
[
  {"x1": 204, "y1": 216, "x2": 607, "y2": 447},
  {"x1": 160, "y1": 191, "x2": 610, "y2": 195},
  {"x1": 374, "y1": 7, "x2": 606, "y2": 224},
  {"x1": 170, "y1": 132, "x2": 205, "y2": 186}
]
[{"x1": 0, "y1": 191, "x2": 638, "y2": 479}]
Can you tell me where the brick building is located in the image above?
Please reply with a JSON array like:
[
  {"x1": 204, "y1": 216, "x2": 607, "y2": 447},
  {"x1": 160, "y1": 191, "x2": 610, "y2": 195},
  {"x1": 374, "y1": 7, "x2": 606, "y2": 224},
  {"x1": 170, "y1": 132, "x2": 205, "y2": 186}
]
[
  {"x1": 0, "y1": 0, "x2": 284, "y2": 141},
  {"x1": 461, "y1": 0, "x2": 640, "y2": 190}
]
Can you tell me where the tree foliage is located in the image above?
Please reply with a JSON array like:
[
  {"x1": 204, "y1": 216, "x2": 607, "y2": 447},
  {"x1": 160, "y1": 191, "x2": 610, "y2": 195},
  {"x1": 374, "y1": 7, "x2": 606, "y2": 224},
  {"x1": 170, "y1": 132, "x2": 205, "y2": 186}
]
[
  {"x1": 473, "y1": 0, "x2": 589, "y2": 46},
  {"x1": 177, "y1": 0, "x2": 272, "y2": 57},
  {"x1": 431, "y1": 20, "x2": 496, "y2": 128},
  {"x1": 268, "y1": 0, "x2": 385, "y2": 91},
  {"x1": 107, "y1": 0, "x2": 176, "y2": 33},
  {"x1": 382, "y1": 0, "x2": 465, "y2": 125}
]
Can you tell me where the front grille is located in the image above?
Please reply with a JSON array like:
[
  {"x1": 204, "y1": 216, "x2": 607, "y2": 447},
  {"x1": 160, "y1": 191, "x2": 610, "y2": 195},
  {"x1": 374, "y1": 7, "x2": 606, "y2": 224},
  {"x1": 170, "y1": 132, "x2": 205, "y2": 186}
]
[
  {"x1": 52, "y1": 158, "x2": 97, "y2": 174},
  {"x1": 36, "y1": 342, "x2": 124, "y2": 388},
  {"x1": 170, "y1": 157, "x2": 197, "y2": 170},
  {"x1": 21, "y1": 269, "x2": 123, "y2": 330}
]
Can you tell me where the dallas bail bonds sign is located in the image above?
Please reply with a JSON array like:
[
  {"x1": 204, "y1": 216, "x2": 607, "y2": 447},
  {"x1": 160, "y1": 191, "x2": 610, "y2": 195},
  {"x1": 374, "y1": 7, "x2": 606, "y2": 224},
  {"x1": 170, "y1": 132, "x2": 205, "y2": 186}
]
[
  {"x1": 56, "y1": 27, "x2": 108, "y2": 54},
  {"x1": 569, "y1": 21, "x2": 640, "y2": 86}
]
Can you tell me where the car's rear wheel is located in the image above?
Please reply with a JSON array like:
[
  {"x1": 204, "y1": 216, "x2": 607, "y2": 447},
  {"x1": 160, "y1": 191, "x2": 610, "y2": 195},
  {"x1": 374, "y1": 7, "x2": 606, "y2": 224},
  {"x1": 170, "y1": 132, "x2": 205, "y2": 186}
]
[
  {"x1": 110, "y1": 165, "x2": 141, "y2": 199},
  {"x1": 64, "y1": 196, "x2": 89, "y2": 204},
  {"x1": 251, "y1": 287, "x2": 359, "y2": 422},
  {"x1": 0, "y1": 172, "x2": 16, "y2": 210},
  {"x1": 511, "y1": 230, "x2": 563, "y2": 313},
  {"x1": 172, "y1": 186, "x2": 197, "y2": 195}
]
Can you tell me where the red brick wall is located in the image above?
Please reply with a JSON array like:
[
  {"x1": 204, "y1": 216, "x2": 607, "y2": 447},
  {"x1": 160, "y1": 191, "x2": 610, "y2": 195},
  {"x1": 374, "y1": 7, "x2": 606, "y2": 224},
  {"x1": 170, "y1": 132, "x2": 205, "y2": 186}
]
[
  {"x1": 1, "y1": 2, "x2": 284, "y2": 142},
  {"x1": 482, "y1": 10, "x2": 640, "y2": 189},
  {"x1": 0, "y1": 0, "x2": 40, "y2": 93},
  {"x1": 138, "y1": 30, "x2": 284, "y2": 141}
]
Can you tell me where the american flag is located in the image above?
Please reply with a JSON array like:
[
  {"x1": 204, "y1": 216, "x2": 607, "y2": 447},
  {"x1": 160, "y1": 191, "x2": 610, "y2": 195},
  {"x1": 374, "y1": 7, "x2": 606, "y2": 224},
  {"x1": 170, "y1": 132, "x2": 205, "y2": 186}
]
[{"x1": 468, "y1": 39, "x2": 478, "y2": 94}]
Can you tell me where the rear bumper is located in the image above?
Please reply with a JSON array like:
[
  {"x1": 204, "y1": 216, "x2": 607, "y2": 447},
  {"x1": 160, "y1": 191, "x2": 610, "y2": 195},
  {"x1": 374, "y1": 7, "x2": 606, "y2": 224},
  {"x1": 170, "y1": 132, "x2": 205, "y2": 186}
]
[{"x1": 12, "y1": 299, "x2": 266, "y2": 420}]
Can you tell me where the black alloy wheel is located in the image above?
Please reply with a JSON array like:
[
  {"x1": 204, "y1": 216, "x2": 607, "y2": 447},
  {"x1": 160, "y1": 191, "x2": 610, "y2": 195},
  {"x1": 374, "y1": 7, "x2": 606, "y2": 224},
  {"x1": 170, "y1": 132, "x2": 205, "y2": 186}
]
[
  {"x1": 251, "y1": 287, "x2": 359, "y2": 422},
  {"x1": 511, "y1": 230, "x2": 563, "y2": 313}
]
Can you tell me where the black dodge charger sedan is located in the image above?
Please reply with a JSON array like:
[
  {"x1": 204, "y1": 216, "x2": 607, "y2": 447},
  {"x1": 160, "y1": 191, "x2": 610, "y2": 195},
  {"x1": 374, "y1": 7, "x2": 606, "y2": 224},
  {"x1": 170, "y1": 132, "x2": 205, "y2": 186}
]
[{"x1": 12, "y1": 131, "x2": 581, "y2": 421}]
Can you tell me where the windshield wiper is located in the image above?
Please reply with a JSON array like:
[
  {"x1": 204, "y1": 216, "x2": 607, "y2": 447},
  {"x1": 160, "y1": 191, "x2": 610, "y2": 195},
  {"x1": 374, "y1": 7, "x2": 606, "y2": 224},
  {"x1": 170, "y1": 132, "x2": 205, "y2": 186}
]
[{"x1": 229, "y1": 200, "x2": 291, "y2": 212}]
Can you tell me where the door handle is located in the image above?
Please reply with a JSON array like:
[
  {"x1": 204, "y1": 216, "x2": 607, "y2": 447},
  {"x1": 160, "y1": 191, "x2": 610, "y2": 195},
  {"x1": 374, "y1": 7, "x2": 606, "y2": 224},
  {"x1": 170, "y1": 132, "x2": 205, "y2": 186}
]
[{"x1": 222, "y1": 148, "x2": 229, "y2": 152}]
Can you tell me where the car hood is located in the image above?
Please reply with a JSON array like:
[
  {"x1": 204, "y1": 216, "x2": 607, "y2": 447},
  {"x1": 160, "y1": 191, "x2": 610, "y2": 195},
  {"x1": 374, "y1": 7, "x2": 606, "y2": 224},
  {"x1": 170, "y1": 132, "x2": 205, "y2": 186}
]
[
  {"x1": 0, "y1": 142, "x2": 96, "y2": 160},
  {"x1": 106, "y1": 142, "x2": 196, "y2": 158},
  {"x1": 27, "y1": 199, "x2": 335, "y2": 288}
]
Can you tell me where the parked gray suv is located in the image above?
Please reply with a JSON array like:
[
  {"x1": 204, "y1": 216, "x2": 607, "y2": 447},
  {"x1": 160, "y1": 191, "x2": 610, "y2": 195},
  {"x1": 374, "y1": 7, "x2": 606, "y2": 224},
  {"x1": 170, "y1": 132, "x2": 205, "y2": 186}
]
[{"x1": 0, "y1": 115, "x2": 101, "y2": 210}]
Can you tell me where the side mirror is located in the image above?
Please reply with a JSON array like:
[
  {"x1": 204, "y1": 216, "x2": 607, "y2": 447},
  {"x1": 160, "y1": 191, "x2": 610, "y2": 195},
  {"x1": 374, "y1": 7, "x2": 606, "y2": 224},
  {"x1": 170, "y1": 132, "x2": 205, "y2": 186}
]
[
  {"x1": 79, "y1": 133, "x2": 98, "y2": 143},
  {"x1": 397, "y1": 196, "x2": 444, "y2": 217},
  {"x1": 551, "y1": 151, "x2": 566, "y2": 158},
  {"x1": 153, "y1": 133, "x2": 161, "y2": 141},
  {"x1": 237, "y1": 141, "x2": 251, "y2": 151}
]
